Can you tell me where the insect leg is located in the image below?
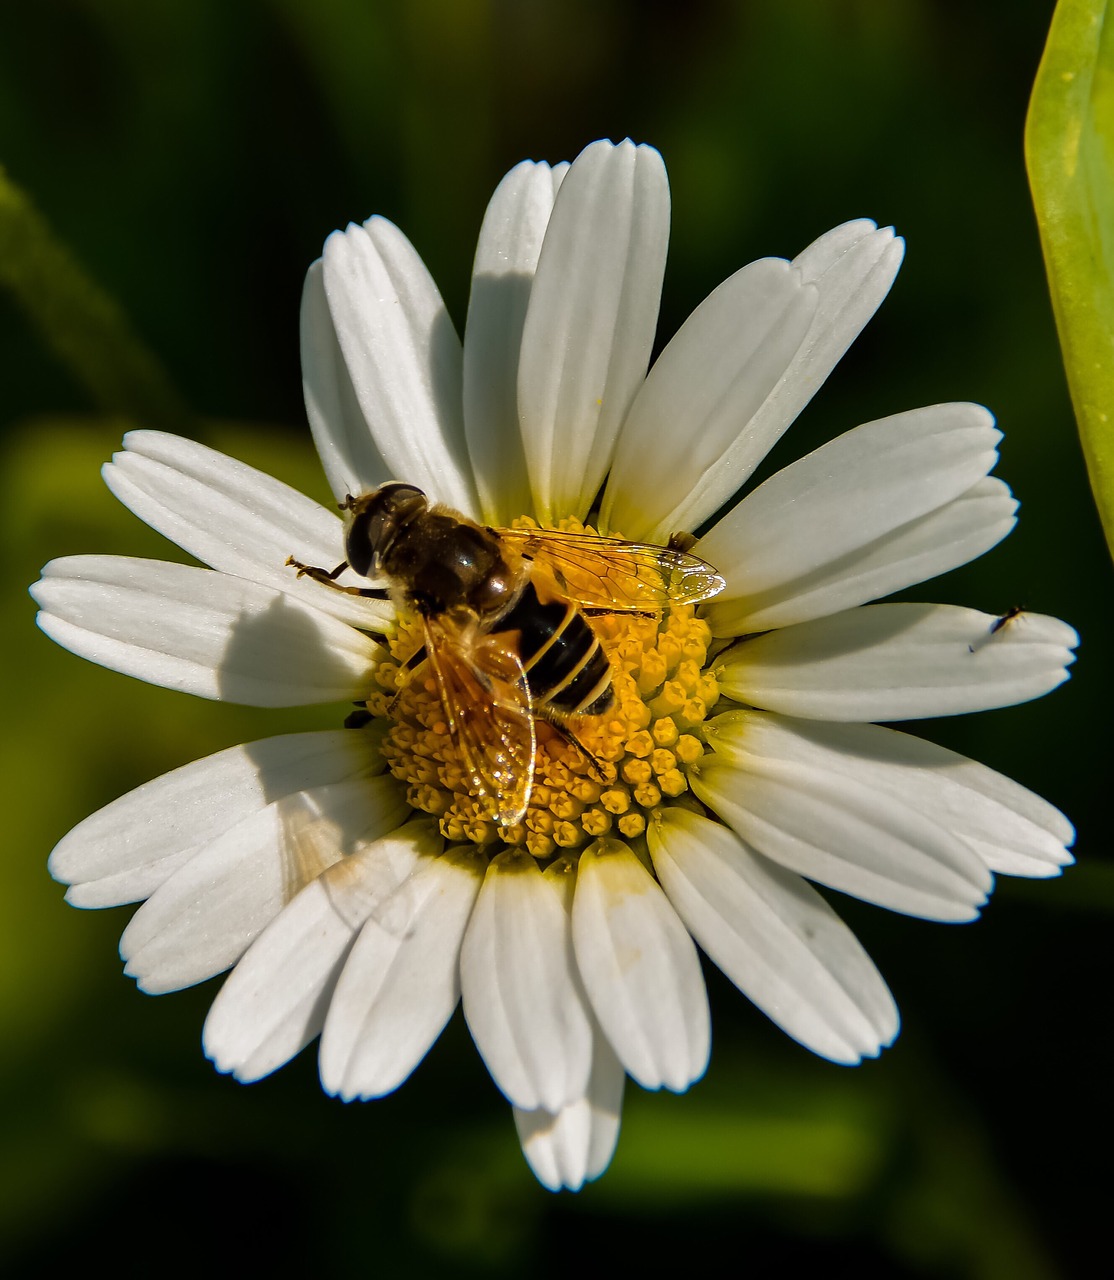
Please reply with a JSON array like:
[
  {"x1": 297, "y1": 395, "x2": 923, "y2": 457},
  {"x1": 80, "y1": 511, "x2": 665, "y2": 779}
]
[
  {"x1": 582, "y1": 606, "x2": 656, "y2": 619},
  {"x1": 386, "y1": 643, "x2": 432, "y2": 716},
  {"x1": 285, "y1": 555, "x2": 389, "y2": 599},
  {"x1": 401, "y1": 644, "x2": 428, "y2": 672},
  {"x1": 539, "y1": 715, "x2": 617, "y2": 785}
]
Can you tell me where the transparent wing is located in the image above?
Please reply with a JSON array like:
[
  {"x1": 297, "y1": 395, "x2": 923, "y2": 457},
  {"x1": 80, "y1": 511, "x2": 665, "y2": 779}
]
[
  {"x1": 497, "y1": 527, "x2": 725, "y2": 611},
  {"x1": 423, "y1": 616, "x2": 536, "y2": 827}
]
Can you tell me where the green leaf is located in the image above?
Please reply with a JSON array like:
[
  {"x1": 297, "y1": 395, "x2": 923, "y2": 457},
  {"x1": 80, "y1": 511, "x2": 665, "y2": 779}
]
[
  {"x1": 0, "y1": 165, "x2": 189, "y2": 431},
  {"x1": 1026, "y1": 0, "x2": 1114, "y2": 559}
]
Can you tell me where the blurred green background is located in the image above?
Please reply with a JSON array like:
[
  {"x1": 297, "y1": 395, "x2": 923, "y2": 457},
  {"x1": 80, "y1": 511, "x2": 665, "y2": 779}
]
[{"x1": 1, "y1": 1, "x2": 1108, "y2": 1276}]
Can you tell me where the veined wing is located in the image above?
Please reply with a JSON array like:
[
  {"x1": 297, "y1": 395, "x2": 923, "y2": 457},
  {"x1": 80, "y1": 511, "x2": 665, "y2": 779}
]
[
  {"x1": 423, "y1": 615, "x2": 536, "y2": 827},
  {"x1": 498, "y1": 527, "x2": 725, "y2": 611}
]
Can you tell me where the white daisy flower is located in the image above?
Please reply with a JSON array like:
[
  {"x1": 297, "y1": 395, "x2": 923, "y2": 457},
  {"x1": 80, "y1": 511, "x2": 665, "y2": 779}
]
[{"x1": 31, "y1": 138, "x2": 1077, "y2": 1193}]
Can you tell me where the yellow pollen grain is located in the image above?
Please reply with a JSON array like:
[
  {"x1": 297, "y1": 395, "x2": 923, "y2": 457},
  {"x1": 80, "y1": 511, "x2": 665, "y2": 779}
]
[
  {"x1": 679, "y1": 698, "x2": 707, "y2": 726},
  {"x1": 543, "y1": 756, "x2": 570, "y2": 783},
  {"x1": 601, "y1": 787, "x2": 632, "y2": 814},
  {"x1": 550, "y1": 793, "x2": 585, "y2": 821},
  {"x1": 657, "y1": 635, "x2": 684, "y2": 671},
  {"x1": 526, "y1": 832, "x2": 556, "y2": 858},
  {"x1": 581, "y1": 808, "x2": 613, "y2": 836},
  {"x1": 659, "y1": 769, "x2": 688, "y2": 797},
  {"x1": 442, "y1": 816, "x2": 466, "y2": 842},
  {"x1": 366, "y1": 516, "x2": 722, "y2": 857},
  {"x1": 440, "y1": 762, "x2": 469, "y2": 791},
  {"x1": 652, "y1": 717, "x2": 679, "y2": 747},
  {"x1": 637, "y1": 652, "x2": 667, "y2": 693},
  {"x1": 365, "y1": 691, "x2": 392, "y2": 717},
  {"x1": 617, "y1": 813, "x2": 647, "y2": 838},
  {"x1": 465, "y1": 819, "x2": 498, "y2": 845},
  {"x1": 374, "y1": 661, "x2": 400, "y2": 691},
  {"x1": 409, "y1": 784, "x2": 449, "y2": 815},
  {"x1": 621, "y1": 758, "x2": 653, "y2": 787},
  {"x1": 649, "y1": 682, "x2": 687, "y2": 717},
  {"x1": 553, "y1": 822, "x2": 582, "y2": 848},
  {"x1": 616, "y1": 638, "x2": 644, "y2": 665},
  {"x1": 527, "y1": 810, "x2": 555, "y2": 836},
  {"x1": 568, "y1": 776, "x2": 603, "y2": 804},
  {"x1": 624, "y1": 700, "x2": 653, "y2": 731}
]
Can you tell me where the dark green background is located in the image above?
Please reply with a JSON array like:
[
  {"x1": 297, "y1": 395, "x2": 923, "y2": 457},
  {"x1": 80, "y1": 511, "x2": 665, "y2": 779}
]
[{"x1": 1, "y1": 2, "x2": 1107, "y2": 1276}]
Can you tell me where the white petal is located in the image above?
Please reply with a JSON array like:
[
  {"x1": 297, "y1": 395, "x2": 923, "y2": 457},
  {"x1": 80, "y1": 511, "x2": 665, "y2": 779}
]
[
  {"x1": 508, "y1": 855, "x2": 625, "y2": 1191},
  {"x1": 746, "y1": 220, "x2": 905, "y2": 481},
  {"x1": 32, "y1": 556, "x2": 381, "y2": 706},
  {"x1": 607, "y1": 220, "x2": 903, "y2": 538},
  {"x1": 63, "y1": 853, "x2": 190, "y2": 913},
  {"x1": 704, "y1": 477, "x2": 1017, "y2": 635},
  {"x1": 301, "y1": 258, "x2": 392, "y2": 503},
  {"x1": 690, "y1": 753, "x2": 991, "y2": 920},
  {"x1": 700, "y1": 404, "x2": 1001, "y2": 584},
  {"x1": 52, "y1": 730, "x2": 379, "y2": 907},
  {"x1": 718, "y1": 603, "x2": 1078, "y2": 721},
  {"x1": 460, "y1": 850, "x2": 593, "y2": 1112},
  {"x1": 648, "y1": 808, "x2": 898, "y2": 1062},
  {"x1": 705, "y1": 711, "x2": 1074, "y2": 879},
  {"x1": 320, "y1": 844, "x2": 486, "y2": 1100},
  {"x1": 464, "y1": 159, "x2": 568, "y2": 524},
  {"x1": 519, "y1": 139, "x2": 669, "y2": 522},
  {"x1": 120, "y1": 775, "x2": 408, "y2": 993},
  {"x1": 697, "y1": 403, "x2": 1004, "y2": 613},
  {"x1": 203, "y1": 820, "x2": 437, "y2": 1083},
  {"x1": 571, "y1": 838, "x2": 709, "y2": 1091},
  {"x1": 103, "y1": 430, "x2": 389, "y2": 630},
  {"x1": 321, "y1": 218, "x2": 479, "y2": 514},
  {"x1": 514, "y1": 1027, "x2": 625, "y2": 1192},
  {"x1": 601, "y1": 257, "x2": 817, "y2": 541}
]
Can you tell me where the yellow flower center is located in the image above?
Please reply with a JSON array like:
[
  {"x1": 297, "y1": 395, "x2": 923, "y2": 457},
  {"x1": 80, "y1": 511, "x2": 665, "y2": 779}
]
[{"x1": 361, "y1": 519, "x2": 721, "y2": 857}]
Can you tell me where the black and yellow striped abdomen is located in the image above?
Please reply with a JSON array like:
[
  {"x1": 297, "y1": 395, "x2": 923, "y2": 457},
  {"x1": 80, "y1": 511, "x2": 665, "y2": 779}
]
[{"x1": 496, "y1": 579, "x2": 615, "y2": 718}]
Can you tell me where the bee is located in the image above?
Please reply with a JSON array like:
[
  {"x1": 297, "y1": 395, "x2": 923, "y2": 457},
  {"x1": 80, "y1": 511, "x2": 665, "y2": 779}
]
[{"x1": 288, "y1": 483, "x2": 726, "y2": 826}]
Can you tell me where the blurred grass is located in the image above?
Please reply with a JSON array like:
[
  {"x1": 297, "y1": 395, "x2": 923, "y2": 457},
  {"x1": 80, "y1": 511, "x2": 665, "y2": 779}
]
[
  {"x1": 0, "y1": 1, "x2": 1108, "y2": 1277},
  {"x1": 0, "y1": 168, "x2": 188, "y2": 431}
]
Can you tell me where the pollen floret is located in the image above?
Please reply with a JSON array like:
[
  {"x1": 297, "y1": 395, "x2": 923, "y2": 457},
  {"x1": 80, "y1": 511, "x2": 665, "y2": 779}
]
[{"x1": 371, "y1": 523, "x2": 721, "y2": 857}]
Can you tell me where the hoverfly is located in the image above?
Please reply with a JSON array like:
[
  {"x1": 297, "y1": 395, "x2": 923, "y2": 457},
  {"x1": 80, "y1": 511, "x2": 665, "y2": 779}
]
[{"x1": 288, "y1": 483, "x2": 725, "y2": 826}]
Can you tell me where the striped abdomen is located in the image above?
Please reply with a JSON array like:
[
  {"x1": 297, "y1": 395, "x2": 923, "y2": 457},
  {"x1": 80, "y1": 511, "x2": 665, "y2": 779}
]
[{"x1": 495, "y1": 579, "x2": 615, "y2": 717}]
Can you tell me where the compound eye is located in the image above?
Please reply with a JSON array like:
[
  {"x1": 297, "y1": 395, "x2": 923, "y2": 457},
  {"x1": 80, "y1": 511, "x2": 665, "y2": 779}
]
[
  {"x1": 345, "y1": 509, "x2": 379, "y2": 578},
  {"x1": 392, "y1": 483, "x2": 425, "y2": 501}
]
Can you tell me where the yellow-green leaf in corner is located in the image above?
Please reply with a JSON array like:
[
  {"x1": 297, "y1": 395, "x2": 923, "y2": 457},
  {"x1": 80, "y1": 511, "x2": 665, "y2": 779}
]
[
  {"x1": 1026, "y1": 0, "x2": 1114, "y2": 560},
  {"x1": 0, "y1": 165, "x2": 189, "y2": 432}
]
